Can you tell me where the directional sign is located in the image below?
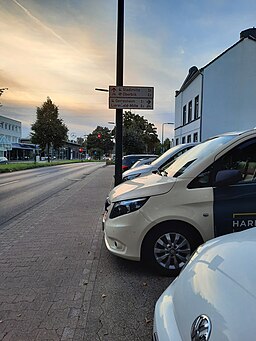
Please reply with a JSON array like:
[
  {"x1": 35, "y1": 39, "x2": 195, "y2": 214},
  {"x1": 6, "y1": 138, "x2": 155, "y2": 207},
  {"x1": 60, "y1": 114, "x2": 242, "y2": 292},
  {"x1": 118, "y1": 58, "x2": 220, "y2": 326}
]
[
  {"x1": 109, "y1": 97, "x2": 153, "y2": 109},
  {"x1": 109, "y1": 86, "x2": 154, "y2": 98},
  {"x1": 109, "y1": 86, "x2": 154, "y2": 110}
]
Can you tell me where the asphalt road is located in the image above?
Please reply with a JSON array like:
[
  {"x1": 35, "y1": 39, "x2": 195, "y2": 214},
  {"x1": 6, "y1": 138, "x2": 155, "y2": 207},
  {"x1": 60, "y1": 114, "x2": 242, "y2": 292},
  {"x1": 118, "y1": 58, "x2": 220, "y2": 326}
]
[{"x1": 0, "y1": 162, "x2": 105, "y2": 226}]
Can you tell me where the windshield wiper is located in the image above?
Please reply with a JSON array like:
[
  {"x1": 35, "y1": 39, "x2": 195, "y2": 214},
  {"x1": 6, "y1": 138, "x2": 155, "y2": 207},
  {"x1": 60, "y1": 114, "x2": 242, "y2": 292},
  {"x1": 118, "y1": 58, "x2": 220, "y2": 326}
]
[{"x1": 155, "y1": 169, "x2": 168, "y2": 176}]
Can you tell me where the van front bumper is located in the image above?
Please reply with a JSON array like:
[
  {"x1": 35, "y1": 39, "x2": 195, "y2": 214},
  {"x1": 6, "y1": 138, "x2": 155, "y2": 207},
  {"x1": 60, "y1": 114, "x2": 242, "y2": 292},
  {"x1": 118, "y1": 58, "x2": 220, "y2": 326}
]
[{"x1": 103, "y1": 209, "x2": 150, "y2": 261}]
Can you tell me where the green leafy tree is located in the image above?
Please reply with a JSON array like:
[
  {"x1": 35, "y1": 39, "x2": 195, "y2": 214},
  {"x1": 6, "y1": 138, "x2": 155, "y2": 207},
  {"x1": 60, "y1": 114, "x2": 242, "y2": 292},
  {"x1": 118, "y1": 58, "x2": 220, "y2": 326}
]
[
  {"x1": 31, "y1": 97, "x2": 68, "y2": 161},
  {"x1": 122, "y1": 111, "x2": 160, "y2": 154},
  {"x1": 87, "y1": 126, "x2": 114, "y2": 159},
  {"x1": 162, "y1": 138, "x2": 171, "y2": 153}
]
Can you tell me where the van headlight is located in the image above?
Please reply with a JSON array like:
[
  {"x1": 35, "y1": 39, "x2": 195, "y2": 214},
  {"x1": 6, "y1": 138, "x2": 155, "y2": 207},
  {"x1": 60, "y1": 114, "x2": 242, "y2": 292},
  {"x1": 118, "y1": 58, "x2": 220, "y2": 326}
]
[
  {"x1": 122, "y1": 173, "x2": 141, "y2": 182},
  {"x1": 109, "y1": 197, "x2": 149, "y2": 219}
]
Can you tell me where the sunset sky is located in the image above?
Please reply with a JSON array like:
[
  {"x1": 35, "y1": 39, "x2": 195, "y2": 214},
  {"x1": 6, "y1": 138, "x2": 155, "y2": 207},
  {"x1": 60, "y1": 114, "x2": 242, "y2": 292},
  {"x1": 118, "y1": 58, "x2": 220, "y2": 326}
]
[{"x1": 0, "y1": 0, "x2": 255, "y2": 140}]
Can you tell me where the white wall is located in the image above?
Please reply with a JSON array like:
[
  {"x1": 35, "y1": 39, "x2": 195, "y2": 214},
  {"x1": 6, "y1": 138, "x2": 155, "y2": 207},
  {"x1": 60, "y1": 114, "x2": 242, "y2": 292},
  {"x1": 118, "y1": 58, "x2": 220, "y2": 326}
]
[
  {"x1": 174, "y1": 74, "x2": 202, "y2": 144},
  {"x1": 202, "y1": 38, "x2": 256, "y2": 140},
  {"x1": 0, "y1": 115, "x2": 21, "y2": 143}
]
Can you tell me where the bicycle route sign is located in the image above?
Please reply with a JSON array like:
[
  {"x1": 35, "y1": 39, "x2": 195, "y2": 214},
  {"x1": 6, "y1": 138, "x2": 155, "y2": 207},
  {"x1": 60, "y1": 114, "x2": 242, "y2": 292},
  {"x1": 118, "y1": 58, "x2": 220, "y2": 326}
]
[{"x1": 109, "y1": 86, "x2": 154, "y2": 110}]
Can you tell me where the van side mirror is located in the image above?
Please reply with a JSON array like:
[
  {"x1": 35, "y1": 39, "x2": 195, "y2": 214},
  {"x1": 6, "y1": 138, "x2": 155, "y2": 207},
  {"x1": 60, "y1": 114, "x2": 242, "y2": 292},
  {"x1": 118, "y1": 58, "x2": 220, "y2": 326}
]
[{"x1": 214, "y1": 169, "x2": 242, "y2": 187}]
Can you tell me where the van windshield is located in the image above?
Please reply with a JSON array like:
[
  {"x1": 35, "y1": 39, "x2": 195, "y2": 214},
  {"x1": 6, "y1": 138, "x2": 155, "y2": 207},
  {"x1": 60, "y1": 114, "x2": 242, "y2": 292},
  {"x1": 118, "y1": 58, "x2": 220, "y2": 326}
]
[{"x1": 165, "y1": 135, "x2": 238, "y2": 178}]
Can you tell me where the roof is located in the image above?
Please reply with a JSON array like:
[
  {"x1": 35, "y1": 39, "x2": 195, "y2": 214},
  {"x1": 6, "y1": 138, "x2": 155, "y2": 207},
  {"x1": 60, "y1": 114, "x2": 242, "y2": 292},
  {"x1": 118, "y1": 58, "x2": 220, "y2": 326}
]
[
  {"x1": 12, "y1": 143, "x2": 38, "y2": 150},
  {"x1": 176, "y1": 32, "x2": 256, "y2": 96}
]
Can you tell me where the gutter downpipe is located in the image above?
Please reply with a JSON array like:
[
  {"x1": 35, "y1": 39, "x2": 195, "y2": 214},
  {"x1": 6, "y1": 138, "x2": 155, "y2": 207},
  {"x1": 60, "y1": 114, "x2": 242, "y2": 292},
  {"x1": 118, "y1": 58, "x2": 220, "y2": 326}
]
[{"x1": 199, "y1": 70, "x2": 204, "y2": 142}]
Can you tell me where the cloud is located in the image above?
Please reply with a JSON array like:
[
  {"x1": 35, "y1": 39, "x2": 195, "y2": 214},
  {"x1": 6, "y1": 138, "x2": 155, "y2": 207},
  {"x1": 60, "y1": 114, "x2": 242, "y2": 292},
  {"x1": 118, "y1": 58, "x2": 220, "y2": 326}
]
[{"x1": 11, "y1": 0, "x2": 72, "y2": 46}]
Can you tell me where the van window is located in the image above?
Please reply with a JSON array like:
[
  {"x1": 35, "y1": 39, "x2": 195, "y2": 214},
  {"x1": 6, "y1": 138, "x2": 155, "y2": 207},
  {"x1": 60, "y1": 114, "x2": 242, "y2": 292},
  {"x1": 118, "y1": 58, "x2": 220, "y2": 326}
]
[
  {"x1": 165, "y1": 134, "x2": 237, "y2": 178},
  {"x1": 189, "y1": 137, "x2": 256, "y2": 188}
]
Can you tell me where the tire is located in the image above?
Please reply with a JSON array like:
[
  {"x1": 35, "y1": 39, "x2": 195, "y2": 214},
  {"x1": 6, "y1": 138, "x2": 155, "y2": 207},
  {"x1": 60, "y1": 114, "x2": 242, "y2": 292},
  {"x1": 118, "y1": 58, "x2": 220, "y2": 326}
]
[{"x1": 142, "y1": 222, "x2": 202, "y2": 277}]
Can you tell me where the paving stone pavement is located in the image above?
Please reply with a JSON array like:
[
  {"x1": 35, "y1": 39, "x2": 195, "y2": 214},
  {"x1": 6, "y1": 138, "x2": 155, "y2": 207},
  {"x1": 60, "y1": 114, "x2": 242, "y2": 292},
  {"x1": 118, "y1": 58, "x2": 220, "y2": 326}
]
[{"x1": 0, "y1": 166, "x2": 115, "y2": 341}]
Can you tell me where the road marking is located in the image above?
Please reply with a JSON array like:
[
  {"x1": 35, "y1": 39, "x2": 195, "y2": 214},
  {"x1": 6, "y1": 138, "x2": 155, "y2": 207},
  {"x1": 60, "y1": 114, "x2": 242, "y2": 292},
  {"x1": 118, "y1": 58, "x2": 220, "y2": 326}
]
[{"x1": 0, "y1": 180, "x2": 19, "y2": 187}]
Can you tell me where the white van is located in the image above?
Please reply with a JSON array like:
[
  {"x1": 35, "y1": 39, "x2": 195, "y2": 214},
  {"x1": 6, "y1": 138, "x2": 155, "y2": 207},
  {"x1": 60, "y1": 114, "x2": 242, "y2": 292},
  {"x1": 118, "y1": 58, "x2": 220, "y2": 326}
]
[{"x1": 103, "y1": 129, "x2": 256, "y2": 276}]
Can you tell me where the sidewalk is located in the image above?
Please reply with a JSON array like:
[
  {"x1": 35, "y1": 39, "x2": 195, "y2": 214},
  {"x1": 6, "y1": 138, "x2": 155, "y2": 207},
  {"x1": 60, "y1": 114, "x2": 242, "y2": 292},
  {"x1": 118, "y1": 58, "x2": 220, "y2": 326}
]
[{"x1": 0, "y1": 165, "x2": 114, "y2": 341}]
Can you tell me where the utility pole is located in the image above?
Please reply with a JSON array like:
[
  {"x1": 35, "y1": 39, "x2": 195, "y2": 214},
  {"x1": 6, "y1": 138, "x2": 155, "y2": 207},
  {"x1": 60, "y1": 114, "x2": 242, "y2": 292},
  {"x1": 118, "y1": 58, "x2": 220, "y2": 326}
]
[
  {"x1": 161, "y1": 122, "x2": 174, "y2": 153},
  {"x1": 114, "y1": 0, "x2": 124, "y2": 186}
]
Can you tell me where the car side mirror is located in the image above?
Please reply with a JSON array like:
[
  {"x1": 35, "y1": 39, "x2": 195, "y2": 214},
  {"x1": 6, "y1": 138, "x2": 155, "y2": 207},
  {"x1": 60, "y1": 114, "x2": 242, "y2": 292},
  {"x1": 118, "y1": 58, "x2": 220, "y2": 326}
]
[{"x1": 214, "y1": 169, "x2": 242, "y2": 187}]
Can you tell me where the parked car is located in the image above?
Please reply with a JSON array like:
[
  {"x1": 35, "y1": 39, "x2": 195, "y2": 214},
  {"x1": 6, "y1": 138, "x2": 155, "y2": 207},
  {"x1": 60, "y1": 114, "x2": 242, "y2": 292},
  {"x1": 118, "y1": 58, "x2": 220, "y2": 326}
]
[
  {"x1": 122, "y1": 154, "x2": 158, "y2": 172},
  {"x1": 103, "y1": 129, "x2": 256, "y2": 276},
  {"x1": 122, "y1": 143, "x2": 196, "y2": 182},
  {"x1": 130, "y1": 156, "x2": 158, "y2": 169},
  {"x1": 0, "y1": 156, "x2": 8, "y2": 164},
  {"x1": 153, "y1": 227, "x2": 256, "y2": 341}
]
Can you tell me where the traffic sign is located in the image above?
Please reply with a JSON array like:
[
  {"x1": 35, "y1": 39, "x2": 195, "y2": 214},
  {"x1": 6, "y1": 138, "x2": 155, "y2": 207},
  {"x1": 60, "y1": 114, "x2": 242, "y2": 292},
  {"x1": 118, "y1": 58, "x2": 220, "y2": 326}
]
[
  {"x1": 109, "y1": 86, "x2": 154, "y2": 98},
  {"x1": 109, "y1": 85, "x2": 154, "y2": 110},
  {"x1": 109, "y1": 97, "x2": 153, "y2": 109}
]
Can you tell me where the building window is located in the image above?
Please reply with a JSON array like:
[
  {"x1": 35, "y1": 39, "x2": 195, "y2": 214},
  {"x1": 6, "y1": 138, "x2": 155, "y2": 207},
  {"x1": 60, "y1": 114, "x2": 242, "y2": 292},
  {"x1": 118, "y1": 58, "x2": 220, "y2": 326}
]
[
  {"x1": 193, "y1": 132, "x2": 198, "y2": 142},
  {"x1": 182, "y1": 105, "x2": 187, "y2": 125},
  {"x1": 194, "y1": 95, "x2": 199, "y2": 119},
  {"x1": 187, "y1": 135, "x2": 191, "y2": 143},
  {"x1": 182, "y1": 136, "x2": 186, "y2": 144},
  {"x1": 175, "y1": 138, "x2": 179, "y2": 145},
  {"x1": 188, "y1": 101, "x2": 192, "y2": 123}
]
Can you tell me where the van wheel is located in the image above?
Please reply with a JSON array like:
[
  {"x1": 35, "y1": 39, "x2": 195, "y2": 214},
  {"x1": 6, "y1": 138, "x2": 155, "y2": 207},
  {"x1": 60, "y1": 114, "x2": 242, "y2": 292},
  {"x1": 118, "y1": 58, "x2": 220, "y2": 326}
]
[{"x1": 143, "y1": 223, "x2": 201, "y2": 277}]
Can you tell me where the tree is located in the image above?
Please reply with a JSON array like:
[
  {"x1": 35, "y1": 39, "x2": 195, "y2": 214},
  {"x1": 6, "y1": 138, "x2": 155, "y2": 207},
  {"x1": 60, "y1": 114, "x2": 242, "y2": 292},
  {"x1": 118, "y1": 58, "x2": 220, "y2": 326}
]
[
  {"x1": 122, "y1": 111, "x2": 160, "y2": 154},
  {"x1": 86, "y1": 126, "x2": 114, "y2": 159},
  {"x1": 162, "y1": 138, "x2": 171, "y2": 153},
  {"x1": 31, "y1": 97, "x2": 68, "y2": 161}
]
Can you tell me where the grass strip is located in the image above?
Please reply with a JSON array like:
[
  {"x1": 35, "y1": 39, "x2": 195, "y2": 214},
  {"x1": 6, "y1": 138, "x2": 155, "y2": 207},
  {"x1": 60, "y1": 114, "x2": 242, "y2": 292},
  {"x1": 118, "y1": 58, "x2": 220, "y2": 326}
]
[{"x1": 0, "y1": 160, "x2": 100, "y2": 173}]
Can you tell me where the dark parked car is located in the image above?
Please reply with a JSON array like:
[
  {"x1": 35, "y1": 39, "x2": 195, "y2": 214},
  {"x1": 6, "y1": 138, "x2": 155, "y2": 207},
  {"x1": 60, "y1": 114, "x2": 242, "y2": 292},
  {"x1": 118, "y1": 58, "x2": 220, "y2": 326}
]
[{"x1": 122, "y1": 154, "x2": 158, "y2": 172}]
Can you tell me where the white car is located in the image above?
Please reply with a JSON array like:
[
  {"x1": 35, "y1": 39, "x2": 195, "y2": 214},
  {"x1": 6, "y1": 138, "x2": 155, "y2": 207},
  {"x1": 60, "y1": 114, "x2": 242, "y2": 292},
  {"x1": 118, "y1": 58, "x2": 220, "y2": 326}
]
[
  {"x1": 153, "y1": 227, "x2": 256, "y2": 341},
  {"x1": 103, "y1": 129, "x2": 256, "y2": 276},
  {"x1": 130, "y1": 156, "x2": 158, "y2": 169},
  {"x1": 122, "y1": 144, "x2": 196, "y2": 182},
  {"x1": 0, "y1": 156, "x2": 8, "y2": 164}
]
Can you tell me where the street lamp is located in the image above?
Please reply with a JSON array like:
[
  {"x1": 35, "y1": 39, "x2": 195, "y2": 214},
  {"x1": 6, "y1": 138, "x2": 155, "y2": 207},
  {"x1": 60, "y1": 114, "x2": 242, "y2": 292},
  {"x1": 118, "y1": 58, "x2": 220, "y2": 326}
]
[{"x1": 161, "y1": 122, "x2": 174, "y2": 152}]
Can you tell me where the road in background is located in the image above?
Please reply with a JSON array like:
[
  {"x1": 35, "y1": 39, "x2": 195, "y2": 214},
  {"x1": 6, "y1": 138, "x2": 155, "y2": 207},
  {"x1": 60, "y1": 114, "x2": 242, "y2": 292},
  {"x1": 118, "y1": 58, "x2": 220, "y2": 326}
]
[{"x1": 0, "y1": 162, "x2": 105, "y2": 226}]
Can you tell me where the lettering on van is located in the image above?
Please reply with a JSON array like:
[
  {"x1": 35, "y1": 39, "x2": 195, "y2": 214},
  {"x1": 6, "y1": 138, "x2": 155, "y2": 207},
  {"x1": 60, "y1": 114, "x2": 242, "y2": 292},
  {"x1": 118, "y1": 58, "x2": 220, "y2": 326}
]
[{"x1": 232, "y1": 213, "x2": 256, "y2": 232}]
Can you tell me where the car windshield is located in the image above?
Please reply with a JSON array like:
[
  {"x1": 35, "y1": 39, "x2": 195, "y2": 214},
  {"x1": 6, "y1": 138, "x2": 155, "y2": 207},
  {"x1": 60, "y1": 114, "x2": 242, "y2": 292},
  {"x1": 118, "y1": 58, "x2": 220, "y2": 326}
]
[
  {"x1": 165, "y1": 134, "x2": 238, "y2": 178},
  {"x1": 150, "y1": 145, "x2": 186, "y2": 166}
]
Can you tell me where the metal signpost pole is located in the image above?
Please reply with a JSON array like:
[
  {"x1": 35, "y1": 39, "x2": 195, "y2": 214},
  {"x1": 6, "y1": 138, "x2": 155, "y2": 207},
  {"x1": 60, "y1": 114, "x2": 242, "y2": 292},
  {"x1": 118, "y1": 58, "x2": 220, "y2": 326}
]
[{"x1": 114, "y1": 0, "x2": 124, "y2": 186}]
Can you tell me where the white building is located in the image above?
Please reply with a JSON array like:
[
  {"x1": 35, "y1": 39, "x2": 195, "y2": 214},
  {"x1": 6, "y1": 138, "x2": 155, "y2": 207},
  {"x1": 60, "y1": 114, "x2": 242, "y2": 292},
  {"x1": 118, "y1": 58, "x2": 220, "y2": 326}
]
[
  {"x1": 174, "y1": 28, "x2": 256, "y2": 145},
  {"x1": 0, "y1": 114, "x2": 22, "y2": 156}
]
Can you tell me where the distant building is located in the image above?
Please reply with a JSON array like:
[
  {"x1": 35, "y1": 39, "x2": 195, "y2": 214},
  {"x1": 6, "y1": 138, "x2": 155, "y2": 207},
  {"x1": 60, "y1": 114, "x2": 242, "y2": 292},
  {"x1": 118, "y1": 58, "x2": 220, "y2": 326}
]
[
  {"x1": 174, "y1": 28, "x2": 256, "y2": 144},
  {"x1": 0, "y1": 114, "x2": 21, "y2": 157},
  {"x1": 0, "y1": 114, "x2": 82, "y2": 161}
]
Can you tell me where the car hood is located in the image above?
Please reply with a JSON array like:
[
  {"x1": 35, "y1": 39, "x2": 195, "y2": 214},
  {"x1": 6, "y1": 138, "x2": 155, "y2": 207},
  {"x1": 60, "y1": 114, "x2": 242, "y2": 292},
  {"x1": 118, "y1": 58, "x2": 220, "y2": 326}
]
[
  {"x1": 109, "y1": 173, "x2": 176, "y2": 202},
  {"x1": 122, "y1": 164, "x2": 155, "y2": 177},
  {"x1": 156, "y1": 228, "x2": 256, "y2": 340}
]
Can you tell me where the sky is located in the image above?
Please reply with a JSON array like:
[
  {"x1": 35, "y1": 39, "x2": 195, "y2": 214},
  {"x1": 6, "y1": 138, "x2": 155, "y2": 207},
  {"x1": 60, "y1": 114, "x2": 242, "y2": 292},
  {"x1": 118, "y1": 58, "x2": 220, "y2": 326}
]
[{"x1": 0, "y1": 0, "x2": 256, "y2": 141}]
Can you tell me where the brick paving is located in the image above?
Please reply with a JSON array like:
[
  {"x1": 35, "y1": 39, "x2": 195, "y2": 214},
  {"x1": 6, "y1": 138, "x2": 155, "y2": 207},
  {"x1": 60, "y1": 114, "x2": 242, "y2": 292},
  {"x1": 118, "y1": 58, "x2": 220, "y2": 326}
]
[{"x1": 0, "y1": 166, "x2": 114, "y2": 341}]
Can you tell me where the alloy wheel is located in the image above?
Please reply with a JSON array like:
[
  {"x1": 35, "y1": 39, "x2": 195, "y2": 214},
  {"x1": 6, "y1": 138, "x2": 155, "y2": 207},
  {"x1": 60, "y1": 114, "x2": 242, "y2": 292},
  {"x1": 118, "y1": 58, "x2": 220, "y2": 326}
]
[{"x1": 153, "y1": 232, "x2": 191, "y2": 270}]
